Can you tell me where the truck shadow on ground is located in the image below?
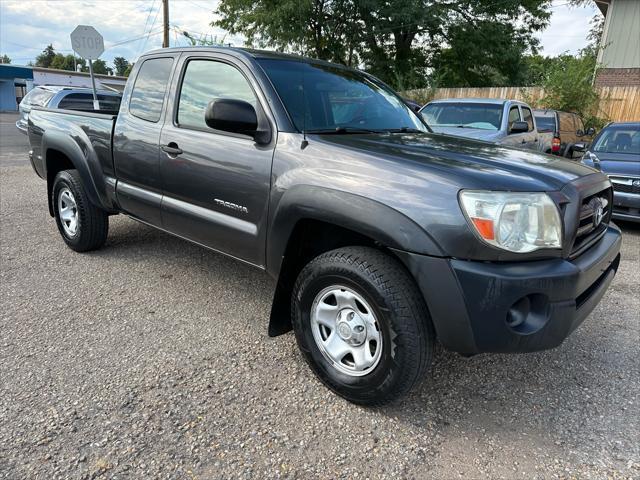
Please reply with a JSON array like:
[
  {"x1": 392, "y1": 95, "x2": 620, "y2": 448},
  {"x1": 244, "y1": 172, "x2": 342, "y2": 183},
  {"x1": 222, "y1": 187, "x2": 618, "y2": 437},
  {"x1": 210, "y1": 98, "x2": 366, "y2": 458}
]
[{"x1": 92, "y1": 216, "x2": 633, "y2": 436}]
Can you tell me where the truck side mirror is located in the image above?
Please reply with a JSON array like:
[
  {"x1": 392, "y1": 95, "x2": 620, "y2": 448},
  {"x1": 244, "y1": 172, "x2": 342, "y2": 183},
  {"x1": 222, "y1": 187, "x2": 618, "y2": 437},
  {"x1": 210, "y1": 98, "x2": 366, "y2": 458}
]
[
  {"x1": 576, "y1": 129, "x2": 584, "y2": 137},
  {"x1": 509, "y1": 121, "x2": 529, "y2": 134},
  {"x1": 573, "y1": 142, "x2": 587, "y2": 153},
  {"x1": 586, "y1": 127, "x2": 596, "y2": 136},
  {"x1": 205, "y1": 98, "x2": 258, "y2": 137}
]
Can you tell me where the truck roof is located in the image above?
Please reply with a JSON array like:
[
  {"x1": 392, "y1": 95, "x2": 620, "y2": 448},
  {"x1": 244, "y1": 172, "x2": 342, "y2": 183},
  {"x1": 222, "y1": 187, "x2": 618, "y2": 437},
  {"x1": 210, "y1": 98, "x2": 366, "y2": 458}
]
[
  {"x1": 427, "y1": 98, "x2": 516, "y2": 106},
  {"x1": 141, "y1": 46, "x2": 356, "y2": 69}
]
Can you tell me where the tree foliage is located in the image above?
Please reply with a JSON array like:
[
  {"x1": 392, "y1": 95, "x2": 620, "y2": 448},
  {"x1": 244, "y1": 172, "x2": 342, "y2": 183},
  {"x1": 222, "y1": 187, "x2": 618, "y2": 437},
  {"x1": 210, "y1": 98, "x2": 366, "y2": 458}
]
[
  {"x1": 35, "y1": 44, "x2": 57, "y2": 68},
  {"x1": 113, "y1": 57, "x2": 130, "y2": 76},
  {"x1": 90, "y1": 59, "x2": 112, "y2": 75},
  {"x1": 538, "y1": 49, "x2": 604, "y2": 128},
  {"x1": 0, "y1": 54, "x2": 10, "y2": 64},
  {"x1": 213, "y1": 0, "x2": 552, "y2": 89}
]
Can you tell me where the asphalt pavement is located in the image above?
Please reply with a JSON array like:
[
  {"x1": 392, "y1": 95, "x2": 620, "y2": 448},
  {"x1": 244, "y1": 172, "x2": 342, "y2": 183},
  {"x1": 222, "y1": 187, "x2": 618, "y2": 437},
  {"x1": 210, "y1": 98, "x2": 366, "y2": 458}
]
[{"x1": 1, "y1": 112, "x2": 638, "y2": 479}]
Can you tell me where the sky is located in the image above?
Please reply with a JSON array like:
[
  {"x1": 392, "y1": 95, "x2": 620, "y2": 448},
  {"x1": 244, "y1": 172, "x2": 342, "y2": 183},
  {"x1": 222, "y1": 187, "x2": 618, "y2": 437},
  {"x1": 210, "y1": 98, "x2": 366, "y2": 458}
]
[{"x1": 0, "y1": 0, "x2": 600, "y2": 70}]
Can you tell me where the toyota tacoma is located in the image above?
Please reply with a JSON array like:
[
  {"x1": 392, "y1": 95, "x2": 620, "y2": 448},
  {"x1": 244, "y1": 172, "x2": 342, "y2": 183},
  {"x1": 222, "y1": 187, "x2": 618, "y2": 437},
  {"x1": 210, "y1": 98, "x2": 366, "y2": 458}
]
[{"x1": 26, "y1": 47, "x2": 621, "y2": 405}]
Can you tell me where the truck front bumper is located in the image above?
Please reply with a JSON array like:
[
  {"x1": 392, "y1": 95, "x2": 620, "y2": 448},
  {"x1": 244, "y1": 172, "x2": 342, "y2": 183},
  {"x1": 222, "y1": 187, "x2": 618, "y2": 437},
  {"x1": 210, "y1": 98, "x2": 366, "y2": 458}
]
[{"x1": 394, "y1": 224, "x2": 622, "y2": 355}]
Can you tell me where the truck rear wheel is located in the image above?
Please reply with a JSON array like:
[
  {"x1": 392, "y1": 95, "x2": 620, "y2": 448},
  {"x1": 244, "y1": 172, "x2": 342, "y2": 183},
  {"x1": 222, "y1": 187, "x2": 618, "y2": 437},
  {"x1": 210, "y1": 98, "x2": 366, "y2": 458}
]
[
  {"x1": 291, "y1": 246, "x2": 434, "y2": 406},
  {"x1": 52, "y1": 169, "x2": 108, "y2": 252}
]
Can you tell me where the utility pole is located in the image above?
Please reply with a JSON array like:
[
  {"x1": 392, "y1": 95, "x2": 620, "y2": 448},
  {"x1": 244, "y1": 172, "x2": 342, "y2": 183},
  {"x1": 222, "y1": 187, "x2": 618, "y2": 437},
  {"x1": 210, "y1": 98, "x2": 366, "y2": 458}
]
[{"x1": 162, "y1": 0, "x2": 170, "y2": 48}]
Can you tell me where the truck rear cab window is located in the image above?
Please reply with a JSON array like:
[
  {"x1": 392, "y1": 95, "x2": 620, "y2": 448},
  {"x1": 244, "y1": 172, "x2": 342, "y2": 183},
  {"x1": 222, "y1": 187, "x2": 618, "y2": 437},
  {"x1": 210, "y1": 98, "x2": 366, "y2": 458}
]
[
  {"x1": 177, "y1": 59, "x2": 257, "y2": 131},
  {"x1": 129, "y1": 57, "x2": 174, "y2": 122}
]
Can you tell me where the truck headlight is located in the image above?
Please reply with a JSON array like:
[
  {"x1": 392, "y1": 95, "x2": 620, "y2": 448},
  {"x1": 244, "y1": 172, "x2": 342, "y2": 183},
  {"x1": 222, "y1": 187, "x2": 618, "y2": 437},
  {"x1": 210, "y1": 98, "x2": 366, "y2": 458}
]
[{"x1": 459, "y1": 191, "x2": 562, "y2": 253}]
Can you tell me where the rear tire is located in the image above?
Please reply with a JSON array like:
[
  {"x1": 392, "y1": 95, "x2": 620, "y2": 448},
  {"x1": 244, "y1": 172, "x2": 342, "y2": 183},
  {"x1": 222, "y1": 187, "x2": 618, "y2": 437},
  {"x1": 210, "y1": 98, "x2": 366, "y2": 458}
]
[
  {"x1": 292, "y1": 246, "x2": 434, "y2": 406},
  {"x1": 52, "y1": 169, "x2": 108, "y2": 252}
]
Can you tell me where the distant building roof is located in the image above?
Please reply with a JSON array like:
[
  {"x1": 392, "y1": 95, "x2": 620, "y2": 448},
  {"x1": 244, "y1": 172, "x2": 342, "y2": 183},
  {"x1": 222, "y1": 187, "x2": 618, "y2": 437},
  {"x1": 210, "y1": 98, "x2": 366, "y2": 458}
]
[{"x1": 0, "y1": 64, "x2": 34, "y2": 79}]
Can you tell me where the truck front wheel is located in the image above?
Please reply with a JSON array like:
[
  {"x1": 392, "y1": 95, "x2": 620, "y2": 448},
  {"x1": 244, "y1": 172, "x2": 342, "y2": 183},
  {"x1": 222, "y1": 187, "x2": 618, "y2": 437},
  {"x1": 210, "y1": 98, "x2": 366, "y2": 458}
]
[
  {"x1": 52, "y1": 170, "x2": 108, "y2": 252},
  {"x1": 291, "y1": 246, "x2": 434, "y2": 405}
]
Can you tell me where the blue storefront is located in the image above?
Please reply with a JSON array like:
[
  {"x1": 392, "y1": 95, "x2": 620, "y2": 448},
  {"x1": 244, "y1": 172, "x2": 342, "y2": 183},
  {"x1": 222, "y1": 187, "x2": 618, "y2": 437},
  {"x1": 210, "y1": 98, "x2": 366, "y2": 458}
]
[{"x1": 0, "y1": 65, "x2": 33, "y2": 111}]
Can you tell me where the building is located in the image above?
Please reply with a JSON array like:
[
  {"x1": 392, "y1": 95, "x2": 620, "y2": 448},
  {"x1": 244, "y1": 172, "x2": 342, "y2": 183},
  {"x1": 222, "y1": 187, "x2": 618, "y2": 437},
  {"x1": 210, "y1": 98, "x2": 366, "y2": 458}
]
[
  {"x1": 0, "y1": 64, "x2": 127, "y2": 111},
  {"x1": 595, "y1": 0, "x2": 640, "y2": 87},
  {"x1": 0, "y1": 65, "x2": 33, "y2": 111}
]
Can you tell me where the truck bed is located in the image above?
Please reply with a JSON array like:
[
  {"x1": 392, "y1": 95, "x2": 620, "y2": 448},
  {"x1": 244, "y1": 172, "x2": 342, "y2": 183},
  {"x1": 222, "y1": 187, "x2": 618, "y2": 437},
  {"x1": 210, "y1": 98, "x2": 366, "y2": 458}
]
[{"x1": 27, "y1": 107, "x2": 117, "y2": 182}]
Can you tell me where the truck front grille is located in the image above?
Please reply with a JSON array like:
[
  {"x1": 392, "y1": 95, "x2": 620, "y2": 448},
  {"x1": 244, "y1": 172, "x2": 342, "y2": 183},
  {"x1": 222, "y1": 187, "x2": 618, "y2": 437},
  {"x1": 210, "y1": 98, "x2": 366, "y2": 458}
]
[{"x1": 570, "y1": 187, "x2": 612, "y2": 258}]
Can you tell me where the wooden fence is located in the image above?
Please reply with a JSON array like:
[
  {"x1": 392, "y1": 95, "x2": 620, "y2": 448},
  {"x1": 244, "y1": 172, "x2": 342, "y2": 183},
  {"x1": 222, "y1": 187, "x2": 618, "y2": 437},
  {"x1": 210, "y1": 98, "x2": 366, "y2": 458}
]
[{"x1": 402, "y1": 85, "x2": 640, "y2": 122}]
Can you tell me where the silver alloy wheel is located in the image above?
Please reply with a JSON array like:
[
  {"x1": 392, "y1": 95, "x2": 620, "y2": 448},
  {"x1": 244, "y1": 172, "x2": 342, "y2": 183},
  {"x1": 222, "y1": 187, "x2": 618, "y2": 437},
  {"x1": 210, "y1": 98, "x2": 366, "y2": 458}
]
[
  {"x1": 310, "y1": 285, "x2": 383, "y2": 377},
  {"x1": 58, "y1": 187, "x2": 79, "y2": 237}
]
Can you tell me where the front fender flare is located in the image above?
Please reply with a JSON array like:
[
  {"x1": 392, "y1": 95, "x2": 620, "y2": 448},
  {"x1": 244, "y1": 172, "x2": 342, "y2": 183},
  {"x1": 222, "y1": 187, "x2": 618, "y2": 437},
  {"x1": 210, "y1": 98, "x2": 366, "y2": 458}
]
[{"x1": 266, "y1": 185, "x2": 443, "y2": 277}]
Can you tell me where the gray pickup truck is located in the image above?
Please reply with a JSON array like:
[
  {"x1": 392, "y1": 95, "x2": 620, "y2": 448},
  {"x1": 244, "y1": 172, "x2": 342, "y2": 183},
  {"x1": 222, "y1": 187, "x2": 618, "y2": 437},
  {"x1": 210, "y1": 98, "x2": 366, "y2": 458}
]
[
  {"x1": 26, "y1": 47, "x2": 621, "y2": 405},
  {"x1": 420, "y1": 98, "x2": 554, "y2": 153}
]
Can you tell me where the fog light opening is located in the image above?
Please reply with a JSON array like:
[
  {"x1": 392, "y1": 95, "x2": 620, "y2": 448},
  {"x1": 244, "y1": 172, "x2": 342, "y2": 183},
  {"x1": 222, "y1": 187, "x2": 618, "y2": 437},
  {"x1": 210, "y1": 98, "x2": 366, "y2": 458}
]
[{"x1": 506, "y1": 294, "x2": 550, "y2": 335}]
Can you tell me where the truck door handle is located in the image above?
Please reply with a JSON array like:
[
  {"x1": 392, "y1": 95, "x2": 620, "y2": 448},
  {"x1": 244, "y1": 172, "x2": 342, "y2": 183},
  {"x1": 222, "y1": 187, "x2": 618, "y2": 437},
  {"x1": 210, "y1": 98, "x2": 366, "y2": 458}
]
[
  {"x1": 521, "y1": 139, "x2": 526, "y2": 144},
  {"x1": 161, "y1": 143, "x2": 183, "y2": 156}
]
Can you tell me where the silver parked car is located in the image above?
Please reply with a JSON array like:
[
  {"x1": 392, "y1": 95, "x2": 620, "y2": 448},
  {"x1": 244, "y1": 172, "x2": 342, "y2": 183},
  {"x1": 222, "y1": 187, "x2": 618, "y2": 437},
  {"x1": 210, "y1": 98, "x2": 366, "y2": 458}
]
[
  {"x1": 419, "y1": 98, "x2": 552, "y2": 153},
  {"x1": 16, "y1": 86, "x2": 121, "y2": 134}
]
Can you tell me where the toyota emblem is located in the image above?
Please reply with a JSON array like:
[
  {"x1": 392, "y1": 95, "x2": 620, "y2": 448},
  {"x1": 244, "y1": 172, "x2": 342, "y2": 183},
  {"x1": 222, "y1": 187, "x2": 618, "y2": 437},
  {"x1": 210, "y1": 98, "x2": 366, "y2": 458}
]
[
  {"x1": 633, "y1": 179, "x2": 640, "y2": 188},
  {"x1": 593, "y1": 202, "x2": 604, "y2": 227}
]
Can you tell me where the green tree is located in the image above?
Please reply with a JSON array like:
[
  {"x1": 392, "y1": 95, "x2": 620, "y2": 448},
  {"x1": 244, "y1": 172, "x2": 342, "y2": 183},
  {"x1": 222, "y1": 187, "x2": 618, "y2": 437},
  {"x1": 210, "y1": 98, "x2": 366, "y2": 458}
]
[
  {"x1": 430, "y1": 21, "x2": 538, "y2": 87},
  {"x1": 90, "y1": 59, "x2": 112, "y2": 75},
  {"x1": 113, "y1": 56, "x2": 130, "y2": 76},
  {"x1": 0, "y1": 54, "x2": 11, "y2": 64},
  {"x1": 214, "y1": 0, "x2": 552, "y2": 89},
  {"x1": 538, "y1": 50, "x2": 604, "y2": 127},
  {"x1": 35, "y1": 44, "x2": 57, "y2": 68},
  {"x1": 49, "y1": 54, "x2": 86, "y2": 72}
]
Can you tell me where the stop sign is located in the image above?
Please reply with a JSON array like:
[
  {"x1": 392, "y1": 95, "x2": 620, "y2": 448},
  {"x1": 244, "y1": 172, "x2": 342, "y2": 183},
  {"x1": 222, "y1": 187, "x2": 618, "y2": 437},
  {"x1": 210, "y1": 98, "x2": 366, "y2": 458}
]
[{"x1": 70, "y1": 25, "x2": 104, "y2": 60}]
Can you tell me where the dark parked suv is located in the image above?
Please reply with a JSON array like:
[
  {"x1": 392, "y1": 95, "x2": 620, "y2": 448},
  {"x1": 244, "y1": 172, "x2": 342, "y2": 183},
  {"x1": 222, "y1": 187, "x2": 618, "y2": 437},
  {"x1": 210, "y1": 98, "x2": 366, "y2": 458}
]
[
  {"x1": 25, "y1": 47, "x2": 621, "y2": 405},
  {"x1": 534, "y1": 109, "x2": 595, "y2": 157},
  {"x1": 580, "y1": 122, "x2": 640, "y2": 222}
]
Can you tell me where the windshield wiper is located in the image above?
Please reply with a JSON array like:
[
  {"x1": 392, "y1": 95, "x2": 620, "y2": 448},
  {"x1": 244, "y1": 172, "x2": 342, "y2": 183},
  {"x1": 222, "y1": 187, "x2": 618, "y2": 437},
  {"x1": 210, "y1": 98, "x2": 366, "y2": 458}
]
[{"x1": 305, "y1": 127, "x2": 381, "y2": 134}]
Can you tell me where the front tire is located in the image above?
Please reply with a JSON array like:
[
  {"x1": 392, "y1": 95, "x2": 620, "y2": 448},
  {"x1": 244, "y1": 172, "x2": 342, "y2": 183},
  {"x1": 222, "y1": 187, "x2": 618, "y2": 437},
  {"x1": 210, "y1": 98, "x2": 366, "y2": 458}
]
[
  {"x1": 52, "y1": 169, "x2": 108, "y2": 252},
  {"x1": 292, "y1": 246, "x2": 434, "y2": 406}
]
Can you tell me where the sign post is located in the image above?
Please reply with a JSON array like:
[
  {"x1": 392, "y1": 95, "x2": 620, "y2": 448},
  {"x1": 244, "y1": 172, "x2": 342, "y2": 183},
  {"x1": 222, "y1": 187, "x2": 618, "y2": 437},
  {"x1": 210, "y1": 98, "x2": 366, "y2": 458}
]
[{"x1": 70, "y1": 25, "x2": 105, "y2": 110}]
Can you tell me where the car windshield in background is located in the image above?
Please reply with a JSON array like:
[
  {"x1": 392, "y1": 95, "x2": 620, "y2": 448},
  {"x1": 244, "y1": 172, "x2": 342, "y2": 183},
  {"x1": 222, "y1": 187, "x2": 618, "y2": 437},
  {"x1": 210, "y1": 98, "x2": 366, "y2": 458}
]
[
  {"x1": 421, "y1": 102, "x2": 503, "y2": 131},
  {"x1": 23, "y1": 88, "x2": 55, "y2": 107},
  {"x1": 593, "y1": 126, "x2": 640, "y2": 156},
  {"x1": 535, "y1": 115, "x2": 556, "y2": 132},
  {"x1": 257, "y1": 59, "x2": 427, "y2": 133}
]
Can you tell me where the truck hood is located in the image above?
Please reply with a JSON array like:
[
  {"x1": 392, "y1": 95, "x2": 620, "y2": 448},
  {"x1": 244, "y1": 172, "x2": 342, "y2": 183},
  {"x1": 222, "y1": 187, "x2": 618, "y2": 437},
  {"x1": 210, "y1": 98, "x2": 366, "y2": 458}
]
[
  {"x1": 429, "y1": 126, "x2": 503, "y2": 142},
  {"x1": 583, "y1": 152, "x2": 640, "y2": 177},
  {"x1": 313, "y1": 131, "x2": 595, "y2": 191}
]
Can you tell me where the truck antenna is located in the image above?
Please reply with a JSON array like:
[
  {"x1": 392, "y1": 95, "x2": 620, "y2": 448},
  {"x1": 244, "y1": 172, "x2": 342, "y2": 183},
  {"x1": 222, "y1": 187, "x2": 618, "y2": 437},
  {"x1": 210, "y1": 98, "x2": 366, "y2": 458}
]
[{"x1": 301, "y1": 65, "x2": 308, "y2": 149}]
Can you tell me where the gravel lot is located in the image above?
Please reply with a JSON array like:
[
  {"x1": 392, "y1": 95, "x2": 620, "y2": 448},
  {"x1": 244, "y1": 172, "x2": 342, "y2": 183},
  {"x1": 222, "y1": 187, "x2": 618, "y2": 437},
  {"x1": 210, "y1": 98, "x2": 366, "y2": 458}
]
[{"x1": 1, "y1": 113, "x2": 639, "y2": 479}]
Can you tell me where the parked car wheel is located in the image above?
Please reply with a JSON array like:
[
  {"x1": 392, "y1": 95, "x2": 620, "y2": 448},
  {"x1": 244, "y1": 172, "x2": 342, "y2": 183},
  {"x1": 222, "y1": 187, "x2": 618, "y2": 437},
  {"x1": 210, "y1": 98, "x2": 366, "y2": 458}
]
[
  {"x1": 52, "y1": 169, "x2": 108, "y2": 252},
  {"x1": 292, "y1": 246, "x2": 434, "y2": 405}
]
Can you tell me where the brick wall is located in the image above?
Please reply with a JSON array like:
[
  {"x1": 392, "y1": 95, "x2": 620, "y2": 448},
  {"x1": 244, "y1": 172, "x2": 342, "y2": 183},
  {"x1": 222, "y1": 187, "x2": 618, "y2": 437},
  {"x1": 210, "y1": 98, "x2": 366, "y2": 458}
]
[{"x1": 595, "y1": 68, "x2": 640, "y2": 87}]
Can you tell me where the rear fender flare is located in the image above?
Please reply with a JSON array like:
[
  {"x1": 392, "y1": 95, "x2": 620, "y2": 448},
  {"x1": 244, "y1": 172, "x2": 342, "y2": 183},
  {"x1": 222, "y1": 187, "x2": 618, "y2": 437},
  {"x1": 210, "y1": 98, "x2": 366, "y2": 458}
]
[{"x1": 42, "y1": 130, "x2": 113, "y2": 215}]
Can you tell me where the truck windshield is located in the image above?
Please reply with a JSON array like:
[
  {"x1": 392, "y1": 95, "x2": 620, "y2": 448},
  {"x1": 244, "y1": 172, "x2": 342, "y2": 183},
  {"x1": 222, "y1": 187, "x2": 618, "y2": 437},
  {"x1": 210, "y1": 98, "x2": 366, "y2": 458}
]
[
  {"x1": 421, "y1": 102, "x2": 503, "y2": 131},
  {"x1": 257, "y1": 59, "x2": 427, "y2": 133}
]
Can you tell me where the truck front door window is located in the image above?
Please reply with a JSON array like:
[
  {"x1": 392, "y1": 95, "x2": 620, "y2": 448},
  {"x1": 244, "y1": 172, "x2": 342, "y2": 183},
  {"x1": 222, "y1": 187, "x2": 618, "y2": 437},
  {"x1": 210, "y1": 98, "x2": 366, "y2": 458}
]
[
  {"x1": 129, "y1": 57, "x2": 173, "y2": 123},
  {"x1": 177, "y1": 60, "x2": 257, "y2": 131},
  {"x1": 508, "y1": 106, "x2": 521, "y2": 132}
]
